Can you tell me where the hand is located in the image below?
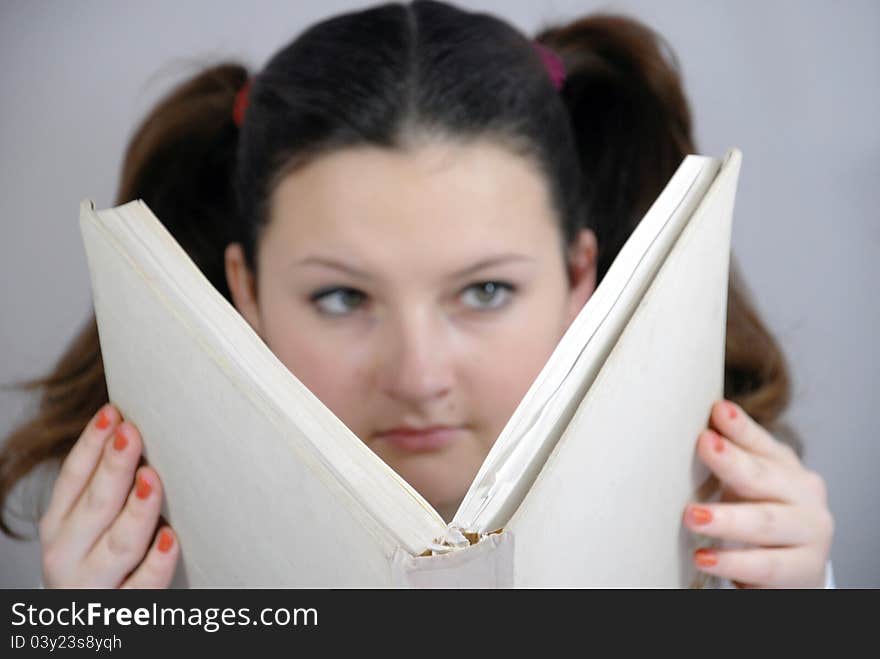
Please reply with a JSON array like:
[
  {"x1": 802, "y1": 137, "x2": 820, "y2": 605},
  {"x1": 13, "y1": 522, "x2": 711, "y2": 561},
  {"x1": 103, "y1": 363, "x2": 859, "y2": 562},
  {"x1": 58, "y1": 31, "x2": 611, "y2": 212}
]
[
  {"x1": 39, "y1": 404, "x2": 179, "y2": 587},
  {"x1": 683, "y1": 399, "x2": 834, "y2": 588}
]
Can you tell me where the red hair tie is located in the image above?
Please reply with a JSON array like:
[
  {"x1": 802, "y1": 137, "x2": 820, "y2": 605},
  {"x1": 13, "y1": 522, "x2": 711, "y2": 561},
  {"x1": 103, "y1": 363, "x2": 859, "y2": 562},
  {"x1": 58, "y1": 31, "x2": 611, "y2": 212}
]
[
  {"x1": 532, "y1": 42, "x2": 566, "y2": 90},
  {"x1": 233, "y1": 79, "x2": 251, "y2": 128}
]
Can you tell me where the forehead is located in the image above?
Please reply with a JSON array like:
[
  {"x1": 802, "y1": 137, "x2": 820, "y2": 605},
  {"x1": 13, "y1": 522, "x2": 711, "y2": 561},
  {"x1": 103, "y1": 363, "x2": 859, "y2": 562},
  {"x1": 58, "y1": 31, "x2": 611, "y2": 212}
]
[{"x1": 264, "y1": 139, "x2": 560, "y2": 264}]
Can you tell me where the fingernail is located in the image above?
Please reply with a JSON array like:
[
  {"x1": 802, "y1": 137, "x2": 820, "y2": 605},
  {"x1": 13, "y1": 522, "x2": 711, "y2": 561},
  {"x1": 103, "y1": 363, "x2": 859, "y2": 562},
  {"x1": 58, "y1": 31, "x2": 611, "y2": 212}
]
[
  {"x1": 695, "y1": 548, "x2": 718, "y2": 568},
  {"x1": 724, "y1": 400, "x2": 738, "y2": 420},
  {"x1": 158, "y1": 529, "x2": 174, "y2": 553},
  {"x1": 135, "y1": 475, "x2": 152, "y2": 500},
  {"x1": 95, "y1": 408, "x2": 111, "y2": 430},
  {"x1": 113, "y1": 428, "x2": 128, "y2": 451},
  {"x1": 712, "y1": 432, "x2": 725, "y2": 453},
  {"x1": 687, "y1": 506, "x2": 713, "y2": 526}
]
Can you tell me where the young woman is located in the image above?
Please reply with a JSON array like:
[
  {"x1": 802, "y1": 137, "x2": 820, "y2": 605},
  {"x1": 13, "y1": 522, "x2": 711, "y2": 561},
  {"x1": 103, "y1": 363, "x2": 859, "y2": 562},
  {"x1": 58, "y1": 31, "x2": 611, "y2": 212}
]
[{"x1": 0, "y1": 1, "x2": 833, "y2": 588}]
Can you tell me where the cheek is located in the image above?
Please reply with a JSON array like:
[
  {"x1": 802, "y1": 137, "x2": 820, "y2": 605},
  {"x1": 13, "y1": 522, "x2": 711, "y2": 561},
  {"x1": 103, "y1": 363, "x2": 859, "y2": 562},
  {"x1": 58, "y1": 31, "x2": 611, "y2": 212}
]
[
  {"x1": 465, "y1": 298, "x2": 569, "y2": 440},
  {"x1": 257, "y1": 294, "x2": 370, "y2": 425}
]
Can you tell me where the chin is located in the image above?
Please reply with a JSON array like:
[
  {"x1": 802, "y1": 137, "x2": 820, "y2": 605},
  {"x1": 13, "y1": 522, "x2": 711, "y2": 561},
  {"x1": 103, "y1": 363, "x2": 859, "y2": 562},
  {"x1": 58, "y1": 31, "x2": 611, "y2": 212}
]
[{"x1": 376, "y1": 449, "x2": 479, "y2": 518}]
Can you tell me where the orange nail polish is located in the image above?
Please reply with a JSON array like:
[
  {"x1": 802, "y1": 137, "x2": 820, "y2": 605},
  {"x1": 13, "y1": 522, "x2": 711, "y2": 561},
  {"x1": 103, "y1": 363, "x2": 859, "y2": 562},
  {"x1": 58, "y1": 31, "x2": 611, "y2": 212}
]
[
  {"x1": 113, "y1": 429, "x2": 128, "y2": 451},
  {"x1": 95, "y1": 409, "x2": 111, "y2": 430},
  {"x1": 158, "y1": 529, "x2": 174, "y2": 553},
  {"x1": 688, "y1": 506, "x2": 713, "y2": 525},
  {"x1": 695, "y1": 548, "x2": 718, "y2": 568},
  {"x1": 135, "y1": 475, "x2": 152, "y2": 500},
  {"x1": 712, "y1": 433, "x2": 725, "y2": 453},
  {"x1": 725, "y1": 401, "x2": 738, "y2": 420}
]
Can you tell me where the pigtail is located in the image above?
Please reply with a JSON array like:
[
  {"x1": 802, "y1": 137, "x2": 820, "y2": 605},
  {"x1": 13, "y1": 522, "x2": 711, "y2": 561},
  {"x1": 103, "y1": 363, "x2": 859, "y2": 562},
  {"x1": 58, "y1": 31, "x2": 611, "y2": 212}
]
[
  {"x1": 536, "y1": 15, "x2": 693, "y2": 281},
  {"x1": 537, "y1": 16, "x2": 801, "y2": 457},
  {"x1": 0, "y1": 63, "x2": 249, "y2": 538}
]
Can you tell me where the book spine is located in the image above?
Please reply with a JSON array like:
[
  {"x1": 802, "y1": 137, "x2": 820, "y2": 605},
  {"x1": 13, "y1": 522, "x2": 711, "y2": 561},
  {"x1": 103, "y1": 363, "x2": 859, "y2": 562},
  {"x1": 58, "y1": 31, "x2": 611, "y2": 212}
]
[{"x1": 389, "y1": 532, "x2": 514, "y2": 587}]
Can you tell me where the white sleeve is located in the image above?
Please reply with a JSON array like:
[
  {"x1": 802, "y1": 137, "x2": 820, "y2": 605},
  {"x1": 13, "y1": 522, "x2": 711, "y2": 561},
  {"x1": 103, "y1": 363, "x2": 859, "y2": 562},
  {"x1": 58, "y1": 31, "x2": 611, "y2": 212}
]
[{"x1": 823, "y1": 560, "x2": 835, "y2": 589}]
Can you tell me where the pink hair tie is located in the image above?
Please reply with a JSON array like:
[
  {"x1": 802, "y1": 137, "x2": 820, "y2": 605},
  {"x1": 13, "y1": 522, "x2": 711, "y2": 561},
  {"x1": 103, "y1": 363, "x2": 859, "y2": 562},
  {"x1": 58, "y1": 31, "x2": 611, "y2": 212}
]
[
  {"x1": 233, "y1": 79, "x2": 251, "y2": 128},
  {"x1": 532, "y1": 42, "x2": 566, "y2": 91}
]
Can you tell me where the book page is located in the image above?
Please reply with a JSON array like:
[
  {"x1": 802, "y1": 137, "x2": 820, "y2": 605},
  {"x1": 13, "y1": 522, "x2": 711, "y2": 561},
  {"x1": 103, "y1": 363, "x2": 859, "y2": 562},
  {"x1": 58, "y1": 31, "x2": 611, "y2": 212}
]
[
  {"x1": 503, "y1": 150, "x2": 741, "y2": 586},
  {"x1": 80, "y1": 202, "x2": 447, "y2": 585}
]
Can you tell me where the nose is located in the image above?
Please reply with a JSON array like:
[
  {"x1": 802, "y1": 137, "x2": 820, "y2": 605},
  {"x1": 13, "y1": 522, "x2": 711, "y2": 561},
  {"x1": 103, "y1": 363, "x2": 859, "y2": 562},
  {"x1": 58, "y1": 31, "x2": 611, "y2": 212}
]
[{"x1": 376, "y1": 306, "x2": 455, "y2": 404}]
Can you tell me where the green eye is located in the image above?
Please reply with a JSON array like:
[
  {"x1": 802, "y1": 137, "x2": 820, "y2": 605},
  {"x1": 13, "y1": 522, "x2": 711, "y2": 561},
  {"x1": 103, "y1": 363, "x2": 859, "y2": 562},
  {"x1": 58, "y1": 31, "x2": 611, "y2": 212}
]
[
  {"x1": 310, "y1": 287, "x2": 366, "y2": 316},
  {"x1": 461, "y1": 281, "x2": 515, "y2": 310}
]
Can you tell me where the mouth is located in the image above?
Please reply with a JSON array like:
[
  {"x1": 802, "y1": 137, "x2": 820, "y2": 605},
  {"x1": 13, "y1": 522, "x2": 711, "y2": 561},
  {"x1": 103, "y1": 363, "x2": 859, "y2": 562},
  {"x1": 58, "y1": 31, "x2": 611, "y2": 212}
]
[{"x1": 372, "y1": 425, "x2": 466, "y2": 453}]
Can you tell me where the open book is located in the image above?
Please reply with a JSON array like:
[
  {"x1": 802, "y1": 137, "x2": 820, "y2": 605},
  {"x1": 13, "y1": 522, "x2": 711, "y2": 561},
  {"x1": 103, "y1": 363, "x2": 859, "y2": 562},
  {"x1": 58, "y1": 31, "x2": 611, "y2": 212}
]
[{"x1": 79, "y1": 149, "x2": 741, "y2": 587}]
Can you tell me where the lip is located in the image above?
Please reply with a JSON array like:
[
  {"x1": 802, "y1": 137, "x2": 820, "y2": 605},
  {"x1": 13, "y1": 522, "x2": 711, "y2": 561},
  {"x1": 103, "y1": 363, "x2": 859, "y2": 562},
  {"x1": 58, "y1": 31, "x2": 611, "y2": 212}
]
[{"x1": 373, "y1": 425, "x2": 465, "y2": 453}]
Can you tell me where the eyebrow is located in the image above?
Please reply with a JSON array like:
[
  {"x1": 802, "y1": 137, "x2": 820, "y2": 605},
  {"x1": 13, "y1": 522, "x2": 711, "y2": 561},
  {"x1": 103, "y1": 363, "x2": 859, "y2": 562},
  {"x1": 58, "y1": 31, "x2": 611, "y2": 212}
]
[{"x1": 294, "y1": 253, "x2": 534, "y2": 280}]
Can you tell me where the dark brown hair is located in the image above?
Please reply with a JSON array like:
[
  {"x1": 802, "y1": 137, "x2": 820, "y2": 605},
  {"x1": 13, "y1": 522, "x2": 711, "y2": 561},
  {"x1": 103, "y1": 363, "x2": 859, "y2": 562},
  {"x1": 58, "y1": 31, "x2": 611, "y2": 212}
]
[{"x1": 0, "y1": 1, "x2": 797, "y2": 538}]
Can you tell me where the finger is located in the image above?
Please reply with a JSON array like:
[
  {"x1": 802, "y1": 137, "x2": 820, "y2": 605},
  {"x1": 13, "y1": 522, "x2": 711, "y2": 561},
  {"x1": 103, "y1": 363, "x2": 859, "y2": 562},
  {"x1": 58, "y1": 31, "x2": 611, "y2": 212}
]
[
  {"x1": 696, "y1": 429, "x2": 818, "y2": 506},
  {"x1": 55, "y1": 422, "x2": 143, "y2": 561},
  {"x1": 683, "y1": 501, "x2": 834, "y2": 547},
  {"x1": 83, "y1": 466, "x2": 164, "y2": 588},
  {"x1": 121, "y1": 527, "x2": 180, "y2": 589},
  {"x1": 710, "y1": 400, "x2": 800, "y2": 467},
  {"x1": 39, "y1": 404, "x2": 121, "y2": 544},
  {"x1": 692, "y1": 545, "x2": 827, "y2": 588}
]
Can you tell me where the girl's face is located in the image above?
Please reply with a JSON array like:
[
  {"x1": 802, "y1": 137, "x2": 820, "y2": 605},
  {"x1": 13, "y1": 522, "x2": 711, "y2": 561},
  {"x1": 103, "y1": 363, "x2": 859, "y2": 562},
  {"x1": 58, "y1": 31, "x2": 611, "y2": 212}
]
[{"x1": 226, "y1": 139, "x2": 597, "y2": 521}]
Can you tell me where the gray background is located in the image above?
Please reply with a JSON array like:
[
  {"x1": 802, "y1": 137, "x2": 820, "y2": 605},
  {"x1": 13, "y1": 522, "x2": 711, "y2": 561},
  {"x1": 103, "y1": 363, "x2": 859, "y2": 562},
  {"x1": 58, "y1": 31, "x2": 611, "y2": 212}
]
[{"x1": 1, "y1": 0, "x2": 877, "y2": 587}]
